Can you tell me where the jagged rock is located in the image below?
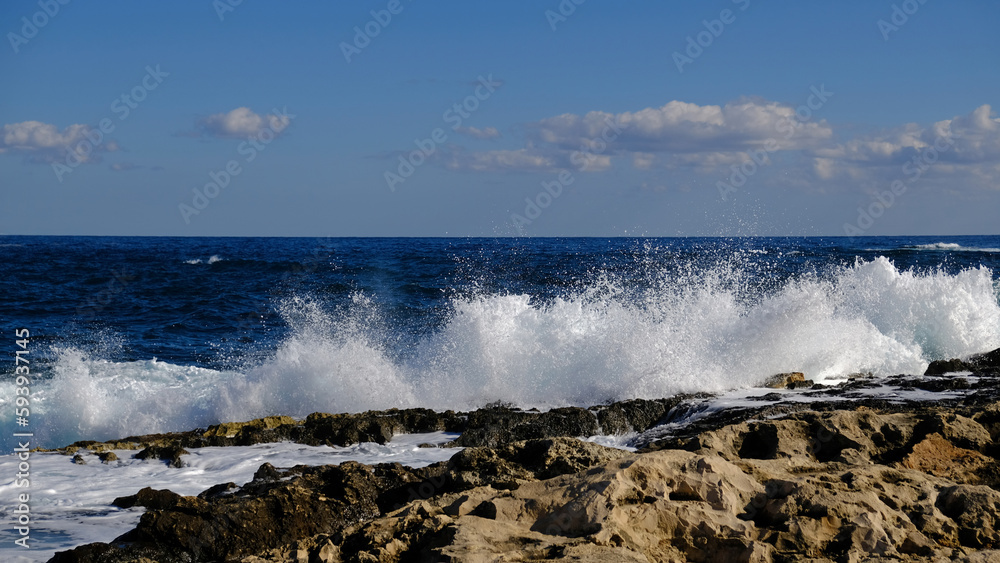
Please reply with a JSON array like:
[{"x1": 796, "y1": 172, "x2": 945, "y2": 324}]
[
  {"x1": 926, "y1": 358, "x2": 971, "y2": 376},
  {"x1": 71, "y1": 454, "x2": 86, "y2": 465},
  {"x1": 926, "y1": 347, "x2": 1000, "y2": 376},
  {"x1": 43, "y1": 355, "x2": 1000, "y2": 562},
  {"x1": 445, "y1": 437, "x2": 630, "y2": 491},
  {"x1": 936, "y1": 485, "x2": 1000, "y2": 548},
  {"x1": 343, "y1": 449, "x2": 769, "y2": 562},
  {"x1": 450, "y1": 405, "x2": 601, "y2": 448},
  {"x1": 592, "y1": 397, "x2": 686, "y2": 434}
]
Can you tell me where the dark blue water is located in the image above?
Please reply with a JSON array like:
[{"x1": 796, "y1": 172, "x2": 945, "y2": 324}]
[{"x1": 2, "y1": 236, "x2": 999, "y2": 449}]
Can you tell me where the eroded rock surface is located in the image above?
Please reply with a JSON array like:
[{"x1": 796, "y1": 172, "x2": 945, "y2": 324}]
[{"x1": 49, "y1": 398, "x2": 1000, "y2": 563}]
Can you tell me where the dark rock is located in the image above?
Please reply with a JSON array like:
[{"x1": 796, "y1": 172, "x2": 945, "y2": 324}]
[
  {"x1": 97, "y1": 451, "x2": 118, "y2": 464},
  {"x1": 925, "y1": 358, "x2": 971, "y2": 376},
  {"x1": 134, "y1": 444, "x2": 189, "y2": 468},
  {"x1": 593, "y1": 397, "x2": 682, "y2": 434},
  {"x1": 112, "y1": 487, "x2": 183, "y2": 510},
  {"x1": 197, "y1": 482, "x2": 238, "y2": 500},
  {"x1": 926, "y1": 347, "x2": 1000, "y2": 376},
  {"x1": 71, "y1": 454, "x2": 86, "y2": 465},
  {"x1": 451, "y1": 405, "x2": 600, "y2": 448}
]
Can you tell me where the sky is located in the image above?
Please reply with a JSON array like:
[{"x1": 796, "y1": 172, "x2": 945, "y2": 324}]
[{"x1": 1, "y1": 0, "x2": 998, "y2": 237}]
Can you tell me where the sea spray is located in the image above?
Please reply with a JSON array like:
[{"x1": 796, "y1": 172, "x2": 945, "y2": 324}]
[{"x1": 6, "y1": 255, "x2": 999, "y2": 449}]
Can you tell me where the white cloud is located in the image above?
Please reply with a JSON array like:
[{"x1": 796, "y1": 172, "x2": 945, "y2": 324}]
[
  {"x1": 439, "y1": 98, "x2": 834, "y2": 173},
  {"x1": 810, "y1": 104, "x2": 1000, "y2": 190},
  {"x1": 197, "y1": 107, "x2": 290, "y2": 138},
  {"x1": 455, "y1": 126, "x2": 501, "y2": 140},
  {"x1": 532, "y1": 98, "x2": 832, "y2": 154},
  {"x1": 0, "y1": 121, "x2": 118, "y2": 164}
]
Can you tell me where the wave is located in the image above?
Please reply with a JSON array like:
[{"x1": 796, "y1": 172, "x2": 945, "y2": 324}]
[
  {"x1": 4, "y1": 257, "x2": 999, "y2": 449},
  {"x1": 184, "y1": 255, "x2": 224, "y2": 264},
  {"x1": 905, "y1": 243, "x2": 1000, "y2": 252}
]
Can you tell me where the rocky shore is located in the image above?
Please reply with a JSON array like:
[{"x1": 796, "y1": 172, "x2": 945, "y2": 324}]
[{"x1": 46, "y1": 348, "x2": 1000, "y2": 562}]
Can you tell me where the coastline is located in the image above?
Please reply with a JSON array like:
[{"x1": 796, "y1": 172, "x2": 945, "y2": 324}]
[{"x1": 33, "y1": 348, "x2": 1000, "y2": 562}]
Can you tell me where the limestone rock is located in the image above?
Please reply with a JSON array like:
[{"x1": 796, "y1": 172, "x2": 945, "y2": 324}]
[{"x1": 762, "y1": 372, "x2": 806, "y2": 389}]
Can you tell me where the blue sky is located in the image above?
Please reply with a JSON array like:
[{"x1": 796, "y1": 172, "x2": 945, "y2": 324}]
[{"x1": 1, "y1": 0, "x2": 998, "y2": 236}]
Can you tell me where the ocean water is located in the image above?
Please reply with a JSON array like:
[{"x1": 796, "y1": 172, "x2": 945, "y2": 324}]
[
  {"x1": 2, "y1": 235, "x2": 1000, "y2": 560},
  {"x1": 1, "y1": 235, "x2": 1000, "y2": 452}
]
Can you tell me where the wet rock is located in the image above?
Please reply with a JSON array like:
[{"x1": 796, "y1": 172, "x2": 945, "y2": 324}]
[
  {"x1": 592, "y1": 397, "x2": 684, "y2": 434},
  {"x1": 926, "y1": 358, "x2": 971, "y2": 376},
  {"x1": 450, "y1": 405, "x2": 601, "y2": 448},
  {"x1": 112, "y1": 487, "x2": 183, "y2": 510},
  {"x1": 98, "y1": 451, "x2": 118, "y2": 464},
  {"x1": 134, "y1": 444, "x2": 189, "y2": 468},
  {"x1": 71, "y1": 454, "x2": 86, "y2": 465},
  {"x1": 926, "y1": 347, "x2": 1000, "y2": 376}
]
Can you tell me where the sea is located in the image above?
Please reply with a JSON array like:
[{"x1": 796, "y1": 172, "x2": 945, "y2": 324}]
[{"x1": 2, "y1": 235, "x2": 1000, "y2": 560}]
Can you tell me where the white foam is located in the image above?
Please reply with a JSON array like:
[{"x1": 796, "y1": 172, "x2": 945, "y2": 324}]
[
  {"x1": 184, "y1": 255, "x2": 223, "y2": 264},
  {"x1": 0, "y1": 433, "x2": 461, "y2": 562},
  {"x1": 907, "y1": 242, "x2": 1000, "y2": 252}
]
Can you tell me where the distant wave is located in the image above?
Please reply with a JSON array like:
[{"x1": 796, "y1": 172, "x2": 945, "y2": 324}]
[
  {"x1": 4, "y1": 256, "x2": 999, "y2": 449},
  {"x1": 905, "y1": 243, "x2": 1000, "y2": 252},
  {"x1": 184, "y1": 255, "x2": 224, "y2": 264}
]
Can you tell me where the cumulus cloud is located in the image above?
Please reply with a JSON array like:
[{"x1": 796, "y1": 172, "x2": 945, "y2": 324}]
[
  {"x1": 810, "y1": 104, "x2": 1000, "y2": 190},
  {"x1": 0, "y1": 120, "x2": 118, "y2": 164},
  {"x1": 437, "y1": 97, "x2": 834, "y2": 173},
  {"x1": 533, "y1": 99, "x2": 831, "y2": 154},
  {"x1": 196, "y1": 107, "x2": 291, "y2": 139},
  {"x1": 455, "y1": 126, "x2": 501, "y2": 140}
]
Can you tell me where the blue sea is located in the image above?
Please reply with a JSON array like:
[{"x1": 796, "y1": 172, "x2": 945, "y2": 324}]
[{"x1": 2, "y1": 235, "x2": 1000, "y2": 452}]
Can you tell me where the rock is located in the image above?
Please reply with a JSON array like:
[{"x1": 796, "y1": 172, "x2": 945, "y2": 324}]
[
  {"x1": 593, "y1": 397, "x2": 684, "y2": 434},
  {"x1": 112, "y1": 487, "x2": 183, "y2": 510},
  {"x1": 134, "y1": 444, "x2": 189, "y2": 468},
  {"x1": 98, "y1": 451, "x2": 118, "y2": 464},
  {"x1": 926, "y1": 347, "x2": 1000, "y2": 376},
  {"x1": 926, "y1": 358, "x2": 972, "y2": 375},
  {"x1": 71, "y1": 454, "x2": 86, "y2": 465},
  {"x1": 762, "y1": 372, "x2": 806, "y2": 389},
  {"x1": 901, "y1": 433, "x2": 990, "y2": 483},
  {"x1": 43, "y1": 366, "x2": 1000, "y2": 562},
  {"x1": 445, "y1": 437, "x2": 630, "y2": 491},
  {"x1": 451, "y1": 405, "x2": 601, "y2": 448},
  {"x1": 971, "y1": 347, "x2": 1000, "y2": 375},
  {"x1": 936, "y1": 485, "x2": 1000, "y2": 548}
]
